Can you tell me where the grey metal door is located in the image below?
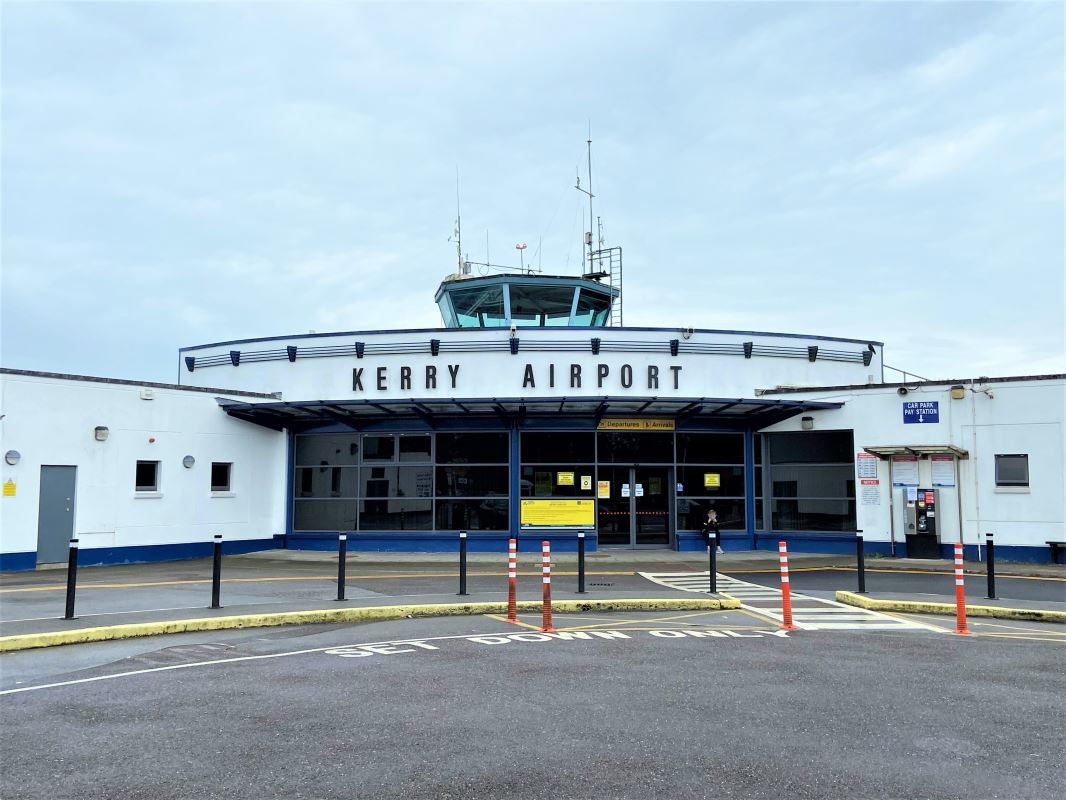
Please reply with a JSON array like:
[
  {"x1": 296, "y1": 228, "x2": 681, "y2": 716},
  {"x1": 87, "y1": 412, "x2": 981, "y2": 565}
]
[{"x1": 36, "y1": 466, "x2": 77, "y2": 565}]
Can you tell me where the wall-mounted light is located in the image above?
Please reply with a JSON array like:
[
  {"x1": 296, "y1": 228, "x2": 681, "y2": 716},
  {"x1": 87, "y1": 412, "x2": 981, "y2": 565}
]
[
  {"x1": 183, "y1": 455, "x2": 196, "y2": 469},
  {"x1": 801, "y1": 416, "x2": 815, "y2": 431},
  {"x1": 4, "y1": 450, "x2": 20, "y2": 466},
  {"x1": 94, "y1": 426, "x2": 109, "y2": 442},
  {"x1": 950, "y1": 385, "x2": 966, "y2": 400}
]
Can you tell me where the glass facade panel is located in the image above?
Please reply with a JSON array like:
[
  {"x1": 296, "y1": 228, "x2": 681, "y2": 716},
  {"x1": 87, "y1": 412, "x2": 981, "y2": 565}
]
[
  {"x1": 399, "y1": 435, "x2": 432, "y2": 462},
  {"x1": 436, "y1": 466, "x2": 508, "y2": 497},
  {"x1": 294, "y1": 500, "x2": 359, "y2": 531},
  {"x1": 295, "y1": 466, "x2": 360, "y2": 498},
  {"x1": 362, "y1": 435, "x2": 396, "y2": 462},
  {"x1": 520, "y1": 466, "x2": 595, "y2": 497},
  {"x1": 361, "y1": 466, "x2": 433, "y2": 499},
  {"x1": 675, "y1": 433, "x2": 744, "y2": 465},
  {"x1": 520, "y1": 432, "x2": 595, "y2": 463},
  {"x1": 771, "y1": 499, "x2": 856, "y2": 532},
  {"x1": 597, "y1": 432, "x2": 673, "y2": 463},
  {"x1": 509, "y1": 284, "x2": 576, "y2": 327},
  {"x1": 676, "y1": 466, "x2": 745, "y2": 497},
  {"x1": 295, "y1": 434, "x2": 360, "y2": 466},
  {"x1": 677, "y1": 499, "x2": 746, "y2": 531},
  {"x1": 435, "y1": 499, "x2": 509, "y2": 531},
  {"x1": 768, "y1": 465, "x2": 854, "y2": 498},
  {"x1": 766, "y1": 431, "x2": 856, "y2": 532},
  {"x1": 436, "y1": 433, "x2": 508, "y2": 464},
  {"x1": 572, "y1": 290, "x2": 611, "y2": 326},
  {"x1": 449, "y1": 286, "x2": 507, "y2": 328},
  {"x1": 769, "y1": 431, "x2": 853, "y2": 464},
  {"x1": 360, "y1": 499, "x2": 432, "y2": 530}
]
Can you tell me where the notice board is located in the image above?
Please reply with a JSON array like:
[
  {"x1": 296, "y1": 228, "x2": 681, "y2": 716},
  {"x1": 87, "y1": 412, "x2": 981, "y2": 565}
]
[{"x1": 520, "y1": 499, "x2": 595, "y2": 528}]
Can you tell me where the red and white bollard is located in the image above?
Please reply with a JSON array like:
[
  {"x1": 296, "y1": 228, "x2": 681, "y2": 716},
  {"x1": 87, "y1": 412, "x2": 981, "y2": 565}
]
[
  {"x1": 953, "y1": 542, "x2": 971, "y2": 635},
  {"x1": 506, "y1": 538, "x2": 518, "y2": 623},
  {"x1": 541, "y1": 540, "x2": 555, "y2": 633},
  {"x1": 778, "y1": 540, "x2": 797, "y2": 631}
]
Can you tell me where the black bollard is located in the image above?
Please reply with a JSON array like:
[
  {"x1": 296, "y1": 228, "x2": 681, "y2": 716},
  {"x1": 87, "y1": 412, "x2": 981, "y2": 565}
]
[
  {"x1": 708, "y1": 536, "x2": 717, "y2": 594},
  {"x1": 458, "y1": 531, "x2": 468, "y2": 596},
  {"x1": 210, "y1": 534, "x2": 223, "y2": 609},
  {"x1": 577, "y1": 531, "x2": 586, "y2": 594},
  {"x1": 986, "y1": 534, "x2": 997, "y2": 600},
  {"x1": 63, "y1": 538, "x2": 79, "y2": 620},
  {"x1": 856, "y1": 534, "x2": 867, "y2": 594},
  {"x1": 336, "y1": 533, "x2": 348, "y2": 601}
]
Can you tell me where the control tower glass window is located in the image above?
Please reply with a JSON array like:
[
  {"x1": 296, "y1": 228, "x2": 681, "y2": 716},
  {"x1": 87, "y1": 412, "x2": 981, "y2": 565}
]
[
  {"x1": 509, "y1": 285, "x2": 576, "y2": 327},
  {"x1": 572, "y1": 289, "x2": 611, "y2": 326},
  {"x1": 450, "y1": 286, "x2": 507, "y2": 327}
]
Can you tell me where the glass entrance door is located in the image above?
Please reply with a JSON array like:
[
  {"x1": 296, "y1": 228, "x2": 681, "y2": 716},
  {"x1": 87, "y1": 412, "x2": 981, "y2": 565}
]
[{"x1": 596, "y1": 466, "x2": 672, "y2": 547}]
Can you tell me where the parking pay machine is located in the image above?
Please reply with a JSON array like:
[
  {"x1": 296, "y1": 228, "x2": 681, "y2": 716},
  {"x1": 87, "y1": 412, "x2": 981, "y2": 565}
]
[{"x1": 903, "y1": 488, "x2": 940, "y2": 558}]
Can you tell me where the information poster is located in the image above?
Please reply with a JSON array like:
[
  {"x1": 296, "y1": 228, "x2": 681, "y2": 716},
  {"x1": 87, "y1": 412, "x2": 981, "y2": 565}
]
[
  {"x1": 649, "y1": 476, "x2": 661, "y2": 495},
  {"x1": 860, "y1": 478, "x2": 880, "y2": 505},
  {"x1": 635, "y1": 484, "x2": 644, "y2": 497},
  {"x1": 597, "y1": 480, "x2": 611, "y2": 498},
  {"x1": 521, "y1": 499, "x2": 595, "y2": 528},
  {"x1": 931, "y1": 455, "x2": 956, "y2": 487},
  {"x1": 621, "y1": 484, "x2": 631, "y2": 498},
  {"x1": 891, "y1": 456, "x2": 919, "y2": 486},
  {"x1": 856, "y1": 452, "x2": 879, "y2": 479},
  {"x1": 703, "y1": 473, "x2": 721, "y2": 489},
  {"x1": 557, "y1": 472, "x2": 575, "y2": 486},
  {"x1": 580, "y1": 475, "x2": 592, "y2": 491}
]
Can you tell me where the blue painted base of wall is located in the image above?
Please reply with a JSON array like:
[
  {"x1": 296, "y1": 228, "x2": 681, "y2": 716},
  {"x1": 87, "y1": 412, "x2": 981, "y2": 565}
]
[
  {"x1": 0, "y1": 539, "x2": 277, "y2": 572},
  {"x1": 287, "y1": 531, "x2": 599, "y2": 554}
]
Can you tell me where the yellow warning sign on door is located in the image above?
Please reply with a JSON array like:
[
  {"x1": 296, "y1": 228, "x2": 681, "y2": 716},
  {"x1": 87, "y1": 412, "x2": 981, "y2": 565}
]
[
  {"x1": 2, "y1": 479, "x2": 15, "y2": 497},
  {"x1": 703, "y1": 473, "x2": 721, "y2": 489}
]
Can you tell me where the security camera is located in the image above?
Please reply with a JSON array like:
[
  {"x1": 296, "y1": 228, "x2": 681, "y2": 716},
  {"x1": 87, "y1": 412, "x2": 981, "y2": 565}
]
[
  {"x1": 509, "y1": 324, "x2": 517, "y2": 335},
  {"x1": 897, "y1": 386, "x2": 908, "y2": 396},
  {"x1": 681, "y1": 327, "x2": 694, "y2": 340}
]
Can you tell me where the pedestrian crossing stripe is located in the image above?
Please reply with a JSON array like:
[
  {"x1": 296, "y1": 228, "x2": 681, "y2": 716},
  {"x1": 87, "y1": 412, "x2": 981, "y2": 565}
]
[{"x1": 638, "y1": 572, "x2": 929, "y2": 632}]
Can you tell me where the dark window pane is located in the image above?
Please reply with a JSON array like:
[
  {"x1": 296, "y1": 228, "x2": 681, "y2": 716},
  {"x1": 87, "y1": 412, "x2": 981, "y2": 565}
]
[
  {"x1": 399, "y1": 435, "x2": 432, "y2": 462},
  {"x1": 435, "y1": 499, "x2": 509, "y2": 531},
  {"x1": 293, "y1": 500, "x2": 358, "y2": 531},
  {"x1": 771, "y1": 499, "x2": 856, "y2": 532},
  {"x1": 676, "y1": 466, "x2": 745, "y2": 497},
  {"x1": 754, "y1": 434, "x2": 763, "y2": 465},
  {"x1": 211, "y1": 462, "x2": 232, "y2": 492},
  {"x1": 755, "y1": 466, "x2": 763, "y2": 498},
  {"x1": 135, "y1": 461, "x2": 159, "y2": 491},
  {"x1": 521, "y1": 432, "x2": 594, "y2": 463},
  {"x1": 768, "y1": 431, "x2": 853, "y2": 464},
  {"x1": 596, "y1": 432, "x2": 673, "y2": 463},
  {"x1": 755, "y1": 499, "x2": 765, "y2": 530},
  {"x1": 994, "y1": 454, "x2": 1029, "y2": 486},
  {"x1": 359, "y1": 500, "x2": 432, "y2": 531},
  {"x1": 361, "y1": 466, "x2": 433, "y2": 499},
  {"x1": 676, "y1": 433, "x2": 744, "y2": 465},
  {"x1": 295, "y1": 466, "x2": 359, "y2": 498},
  {"x1": 295, "y1": 434, "x2": 360, "y2": 466},
  {"x1": 769, "y1": 465, "x2": 855, "y2": 498},
  {"x1": 436, "y1": 433, "x2": 508, "y2": 464},
  {"x1": 509, "y1": 284, "x2": 576, "y2": 327},
  {"x1": 436, "y1": 466, "x2": 508, "y2": 497},
  {"x1": 677, "y1": 499, "x2": 746, "y2": 531},
  {"x1": 363, "y1": 435, "x2": 396, "y2": 462},
  {"x1": 520, "y1": 466, "x2": 595, "y2": 497}
]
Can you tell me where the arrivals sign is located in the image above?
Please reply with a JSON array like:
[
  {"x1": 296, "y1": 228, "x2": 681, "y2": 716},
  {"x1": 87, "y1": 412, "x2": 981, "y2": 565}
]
[
  {"x1": 597, "y1": 418, "x2": 676, "y2": 431},
  {"x1": 520, "y1": 499, "x2": 595, "y2": 528}
]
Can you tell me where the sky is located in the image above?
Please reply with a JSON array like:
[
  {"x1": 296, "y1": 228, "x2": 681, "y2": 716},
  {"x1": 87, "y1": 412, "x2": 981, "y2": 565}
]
[{"x1": 2, "y1": 1, "x2": 1063, "y2": 385}]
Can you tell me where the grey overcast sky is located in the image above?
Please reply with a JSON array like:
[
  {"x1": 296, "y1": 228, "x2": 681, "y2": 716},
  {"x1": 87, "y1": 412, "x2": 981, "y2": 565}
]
[{"x1": 2, "y1": 1, "x2": 1063, "y2": 385}]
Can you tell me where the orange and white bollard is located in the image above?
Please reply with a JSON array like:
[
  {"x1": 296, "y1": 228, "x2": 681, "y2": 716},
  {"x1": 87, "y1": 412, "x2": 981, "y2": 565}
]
[
  {"x1": 541, "y1": 540, "x2": 555, "y2": 633},
  {"x1": 778, "y1": 540, "x2": 797, "y2": 631},
  {"x1": 506, "y1": 538, "x2": 518, "y2": 623},
  {"x1": 953, "y1": 543, "x2": 971, "y2": 635}
]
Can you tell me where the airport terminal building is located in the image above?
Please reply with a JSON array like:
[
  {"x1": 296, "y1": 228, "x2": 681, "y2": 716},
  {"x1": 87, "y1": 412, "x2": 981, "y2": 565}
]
[{"x1": 2, "y1": 272, "x2": 1063, "y2": 569}]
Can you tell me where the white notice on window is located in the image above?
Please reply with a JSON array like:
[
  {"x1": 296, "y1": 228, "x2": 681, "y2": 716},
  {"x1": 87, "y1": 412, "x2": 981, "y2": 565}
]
[
  {"x1": 635, "y1": 484, "x2": 644, "y2": 497},
  {"x1": 891, "y1": 455, "x2": 919, "y2": 486},
  {"x1": 621, "y1": 484, "x2": 631, "y2": 498},
  {"x1": 930, "y1": 455, "x2": 956, "y2": 487},
  {"x1": 860, "y1": 479, "x2": 880, "y2": 505},
  {"x1": 856, "y1": 452, "x2": 878, "y2": 479}
]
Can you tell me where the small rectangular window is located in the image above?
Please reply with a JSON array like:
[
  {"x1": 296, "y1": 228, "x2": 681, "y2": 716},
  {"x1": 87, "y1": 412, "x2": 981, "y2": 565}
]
[
  {"x1": 994, "y1": 454, "x2": 1029, "y2": 487},
  {"x1": 135, "y1": 461, "x2": 160, "y2": 492},
  {"x1": 211, "y1": 462, "x2": 233, "y2": 492}
]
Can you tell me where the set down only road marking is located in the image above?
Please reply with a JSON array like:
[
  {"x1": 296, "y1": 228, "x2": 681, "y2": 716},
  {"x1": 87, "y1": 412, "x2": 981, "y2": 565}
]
[{"x1": 639, "y1": 572, "x2": 930, "y2": 632}]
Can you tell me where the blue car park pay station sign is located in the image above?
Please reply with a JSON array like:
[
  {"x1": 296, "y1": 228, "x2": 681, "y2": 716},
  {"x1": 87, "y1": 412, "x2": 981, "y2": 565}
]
[{"x1": 903, "y1": 401, "x2": 939, "y2": 424}]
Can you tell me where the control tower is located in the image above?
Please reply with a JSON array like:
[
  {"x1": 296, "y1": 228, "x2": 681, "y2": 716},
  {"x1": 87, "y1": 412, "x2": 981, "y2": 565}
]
[{"x1": 435, "y1": 273, "x2": 620, "y2": 329}]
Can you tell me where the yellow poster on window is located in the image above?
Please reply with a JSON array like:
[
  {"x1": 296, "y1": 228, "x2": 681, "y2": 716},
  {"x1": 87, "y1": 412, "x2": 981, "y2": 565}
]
[
  {"x1": 557, "y1": 471, "x2": 575, "y2": 486},
  {"x1": 521, "y1": 499, "x2": 595, "y2": 528},
  {"x1": 597, "y1": 480, "x2": 611, "y2": 498},
  {"x1": 703, "y1": 473, "x2": 721, "y2": 489},
  {"x1": 580, "y1": 475, "x2": 592, "y2": 490}
]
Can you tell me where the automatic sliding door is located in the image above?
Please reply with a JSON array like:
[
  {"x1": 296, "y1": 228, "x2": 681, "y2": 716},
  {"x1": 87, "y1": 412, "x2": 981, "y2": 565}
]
[
  {"x1": 596, "y1": 465, "x2": 632, "y2": 546},
  {"x1": 634, "y1": 467, "x2": 670, "y2": 545}
]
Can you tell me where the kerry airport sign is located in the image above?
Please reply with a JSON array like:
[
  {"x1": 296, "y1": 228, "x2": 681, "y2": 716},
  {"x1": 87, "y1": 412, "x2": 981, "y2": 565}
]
[{"x1": 351, "y1": 361, "x2": 685, "y2": 393}]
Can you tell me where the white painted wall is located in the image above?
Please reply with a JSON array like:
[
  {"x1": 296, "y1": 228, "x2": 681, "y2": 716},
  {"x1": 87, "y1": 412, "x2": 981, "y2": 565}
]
[
  {"x1": 759, "y1": 378, "x2": 1065, "y2": 550},
  {"x1": 178, "y1": 327, "x2": 883, "y2": 400},
  {"x1": 0, "y1": 372, "x2": 287, "y2": 560}
]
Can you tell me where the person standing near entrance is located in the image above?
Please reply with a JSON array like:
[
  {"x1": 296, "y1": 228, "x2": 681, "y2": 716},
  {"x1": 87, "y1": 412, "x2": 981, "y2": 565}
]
[{"x1": 701, "y1": 508, "x2": 724, "y2": 555}]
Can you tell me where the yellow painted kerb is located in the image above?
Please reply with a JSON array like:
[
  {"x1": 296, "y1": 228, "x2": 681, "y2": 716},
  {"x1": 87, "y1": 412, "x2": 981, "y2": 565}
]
[
  {"x1": 0, "y1": 597, "x2": 740, "y2": 653},
  {"x1": 835, "y1": 590, "x2": 1066, "y2": 624}
]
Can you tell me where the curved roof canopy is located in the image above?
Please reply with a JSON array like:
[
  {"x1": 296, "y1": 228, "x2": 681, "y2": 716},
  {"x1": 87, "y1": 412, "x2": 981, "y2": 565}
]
[{"x1": 435, "y1": 273, "x2": 620, "y2": 329}]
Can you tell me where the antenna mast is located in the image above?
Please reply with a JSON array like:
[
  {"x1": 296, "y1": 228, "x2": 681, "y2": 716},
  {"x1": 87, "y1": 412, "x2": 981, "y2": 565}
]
[
  {"x1": 454, "y1": 167, "x2": 464, "y2": 274},
  {"x1": 575, "y1": 126, "x2": 595, "y2": 272}
]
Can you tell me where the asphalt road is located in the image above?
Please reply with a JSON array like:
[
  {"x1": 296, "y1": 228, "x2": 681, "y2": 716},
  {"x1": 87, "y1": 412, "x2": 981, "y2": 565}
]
[{"x1": 2, "y1": 612, "x2": 1063, "y2": 800}]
